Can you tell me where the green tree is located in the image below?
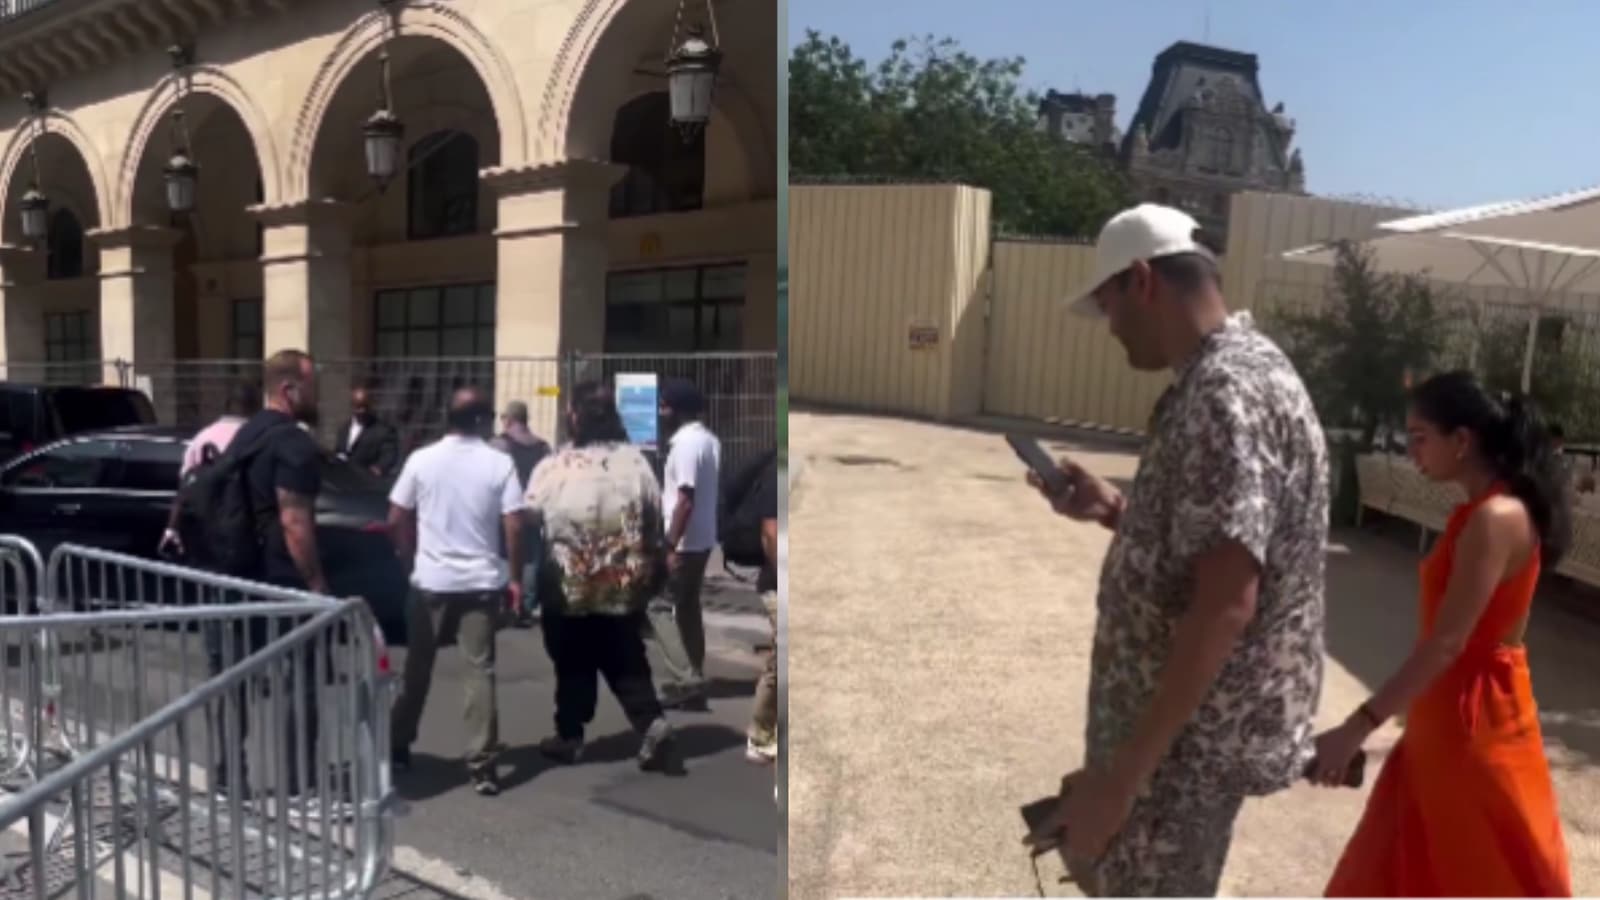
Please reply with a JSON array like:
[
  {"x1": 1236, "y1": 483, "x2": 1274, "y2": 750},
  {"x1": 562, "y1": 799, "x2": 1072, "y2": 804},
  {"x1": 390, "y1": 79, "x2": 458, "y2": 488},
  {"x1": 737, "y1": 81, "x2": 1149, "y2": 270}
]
[
  {"x1": 1265, "y1": 242, "x2": 1448, "y2": 450},
  {"x1": 789, "y1": 32, "x2": 1131, "y2": 237},
  {"x1": 1476, "y1": 316, "x2": 1593, "y2": 437}
]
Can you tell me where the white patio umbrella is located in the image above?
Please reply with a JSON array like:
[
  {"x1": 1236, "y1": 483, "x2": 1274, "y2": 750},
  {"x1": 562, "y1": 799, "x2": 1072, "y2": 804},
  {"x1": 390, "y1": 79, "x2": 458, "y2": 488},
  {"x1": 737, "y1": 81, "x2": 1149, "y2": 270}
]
[{"x1": 1280, "y1": 229, "x2": 1600, "y2": 391}]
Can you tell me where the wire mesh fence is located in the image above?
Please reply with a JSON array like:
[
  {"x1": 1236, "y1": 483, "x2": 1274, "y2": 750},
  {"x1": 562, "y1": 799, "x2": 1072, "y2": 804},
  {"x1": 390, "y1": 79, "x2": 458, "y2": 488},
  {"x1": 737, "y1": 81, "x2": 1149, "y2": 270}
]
[{"x1": 12, "y1": 352, "x2": 779, "y2": 474}]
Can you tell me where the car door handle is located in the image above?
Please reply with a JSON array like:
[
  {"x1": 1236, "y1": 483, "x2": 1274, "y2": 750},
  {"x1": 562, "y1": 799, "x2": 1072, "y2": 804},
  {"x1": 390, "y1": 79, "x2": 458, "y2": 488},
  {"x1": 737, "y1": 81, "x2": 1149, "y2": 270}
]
[{"x1": 55, "y1": 503, "x2": 81, "y2": 516}]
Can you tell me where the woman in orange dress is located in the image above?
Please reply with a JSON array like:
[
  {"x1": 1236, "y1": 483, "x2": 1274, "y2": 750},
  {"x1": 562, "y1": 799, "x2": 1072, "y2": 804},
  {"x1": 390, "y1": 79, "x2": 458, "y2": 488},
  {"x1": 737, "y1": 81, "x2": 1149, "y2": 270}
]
[{"x1": 1312, "y1": 370, "x2": 1572, "y2": 897}]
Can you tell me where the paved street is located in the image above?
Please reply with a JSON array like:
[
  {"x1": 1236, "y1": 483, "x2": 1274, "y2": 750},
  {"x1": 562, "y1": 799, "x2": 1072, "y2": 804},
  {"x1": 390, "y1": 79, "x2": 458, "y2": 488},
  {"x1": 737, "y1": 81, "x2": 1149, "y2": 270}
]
[
  {"x1": 380, "y1": 563, "x2": 778, "y2": 900},
  {"x1": 788, "y1": 409, "x2": 1600, "y2": 898}
]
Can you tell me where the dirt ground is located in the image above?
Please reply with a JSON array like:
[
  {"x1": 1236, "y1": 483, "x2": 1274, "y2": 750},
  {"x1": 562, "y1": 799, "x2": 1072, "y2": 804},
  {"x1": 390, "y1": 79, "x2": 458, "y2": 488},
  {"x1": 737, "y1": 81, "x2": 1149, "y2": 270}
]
[{"x1": 787, "y1": 409, "x2": 1600, "y2": 898}]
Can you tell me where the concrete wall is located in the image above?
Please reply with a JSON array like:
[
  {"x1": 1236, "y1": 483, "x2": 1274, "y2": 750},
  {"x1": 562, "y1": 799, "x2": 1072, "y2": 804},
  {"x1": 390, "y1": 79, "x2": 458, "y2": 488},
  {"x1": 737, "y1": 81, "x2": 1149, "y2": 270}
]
[{"x1": 790, "y1": 184, "x2": 990, "y2": 421}]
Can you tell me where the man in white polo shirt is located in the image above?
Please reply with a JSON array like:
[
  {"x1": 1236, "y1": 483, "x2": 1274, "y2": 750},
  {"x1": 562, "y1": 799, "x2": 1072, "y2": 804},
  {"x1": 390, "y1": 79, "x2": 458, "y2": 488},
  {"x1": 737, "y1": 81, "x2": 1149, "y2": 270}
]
[
  {"x1": 387, "y1": 385, "x2": 525, "y2": 796},
  {"x1": 647, "y1": 378, "x2": 721, "y2": 708}
]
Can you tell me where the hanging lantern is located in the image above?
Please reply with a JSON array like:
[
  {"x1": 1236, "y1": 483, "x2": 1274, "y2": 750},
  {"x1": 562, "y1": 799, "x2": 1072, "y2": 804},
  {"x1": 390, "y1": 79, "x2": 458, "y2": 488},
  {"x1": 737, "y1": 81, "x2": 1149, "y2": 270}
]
[
  {"x1": 363, "y1": 108, "x2": 406, "y2": 190},
  {"x1": 666, "y1": 25, "x2": 721, "y2": 132},
  {"x1": 164, "y1": 149, "x2": 199, "y2": 214},
  {"x1": 19, "y1": 187, "x2": 49, "y2": 242}
]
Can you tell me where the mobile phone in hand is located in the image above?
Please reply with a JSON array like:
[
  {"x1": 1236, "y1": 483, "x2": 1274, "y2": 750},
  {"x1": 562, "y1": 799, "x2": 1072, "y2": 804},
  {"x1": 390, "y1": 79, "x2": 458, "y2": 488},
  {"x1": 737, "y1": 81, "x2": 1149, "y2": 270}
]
[{"x1": 1006, "y1": 434, "x2": 1070, "y2": 497}]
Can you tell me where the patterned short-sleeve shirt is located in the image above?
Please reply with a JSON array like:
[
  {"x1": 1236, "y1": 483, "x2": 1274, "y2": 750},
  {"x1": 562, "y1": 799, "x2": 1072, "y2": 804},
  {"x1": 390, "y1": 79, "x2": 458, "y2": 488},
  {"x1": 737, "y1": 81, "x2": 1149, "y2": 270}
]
[
  {"x1": 525, "y1": 442, "x2": 664, "y2": 617},
  {"x1": 1086, "y1": 311, "x2": 1329, "y2": 797}
]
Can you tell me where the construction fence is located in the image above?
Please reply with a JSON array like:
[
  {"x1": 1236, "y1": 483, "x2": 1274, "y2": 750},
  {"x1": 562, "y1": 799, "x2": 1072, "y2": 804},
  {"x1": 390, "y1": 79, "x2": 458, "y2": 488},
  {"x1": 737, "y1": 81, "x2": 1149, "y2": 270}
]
[
  {"x1": 792, "y1": 184, "x2": 1600, "y2": 438},
  {"x1": 3, "y1": 352, "x2": 780, "y2": 473}
]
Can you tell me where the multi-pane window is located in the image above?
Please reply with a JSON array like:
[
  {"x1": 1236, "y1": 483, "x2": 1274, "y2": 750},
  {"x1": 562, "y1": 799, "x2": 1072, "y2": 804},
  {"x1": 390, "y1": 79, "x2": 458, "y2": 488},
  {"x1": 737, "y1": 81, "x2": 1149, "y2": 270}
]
[
  {"x1": 374, "y1": 284, "x2": 496, "y2": 358},
  {"x1": 45, "y1": 311, "x2": 95, "y2": 383},
  {"x1": 604, "y1": 264, "x2": 746, "y2": 353},
  {"x1": 232, "y1": 298, "x2": 263, "y2": 360},
  {"x1": 407, "y1": 131, "x2": 480, "y2": 241}
]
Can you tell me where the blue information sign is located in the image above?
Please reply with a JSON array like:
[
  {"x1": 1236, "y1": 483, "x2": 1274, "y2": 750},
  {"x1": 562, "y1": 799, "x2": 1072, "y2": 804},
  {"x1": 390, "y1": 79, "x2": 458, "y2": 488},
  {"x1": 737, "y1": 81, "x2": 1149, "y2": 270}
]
[{"x1": 615, "y1": 373, "x2": 659, "y2": 448}]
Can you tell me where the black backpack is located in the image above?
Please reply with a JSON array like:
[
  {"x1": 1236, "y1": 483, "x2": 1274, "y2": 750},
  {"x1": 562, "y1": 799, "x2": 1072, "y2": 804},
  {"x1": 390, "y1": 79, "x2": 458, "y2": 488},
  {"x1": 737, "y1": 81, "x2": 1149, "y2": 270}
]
[
  {"x1": 178, "y1": 423, "x2": 292, "y2": 576},
  {"x1": 719, "y1": 449, "x2": 777, "y2": 570}
]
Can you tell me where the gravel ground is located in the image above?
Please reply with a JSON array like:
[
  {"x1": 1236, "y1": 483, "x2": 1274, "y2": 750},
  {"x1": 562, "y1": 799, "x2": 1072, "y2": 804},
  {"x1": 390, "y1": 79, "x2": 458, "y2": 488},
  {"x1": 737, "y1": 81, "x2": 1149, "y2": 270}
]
[{"x1": 787, "y1": 409, "x2": 1600, "y2": 898}]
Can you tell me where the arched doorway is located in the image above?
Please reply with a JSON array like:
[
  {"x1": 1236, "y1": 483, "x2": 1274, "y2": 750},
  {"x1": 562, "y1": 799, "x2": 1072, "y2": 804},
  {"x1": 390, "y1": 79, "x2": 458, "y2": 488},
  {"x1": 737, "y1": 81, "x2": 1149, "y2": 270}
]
[
  {"x1": 0, "y1": 130, "x2": 105, "y2": 384},
  {"x1": 303, "y1": 34, "x2": 502, "y2": 450}
]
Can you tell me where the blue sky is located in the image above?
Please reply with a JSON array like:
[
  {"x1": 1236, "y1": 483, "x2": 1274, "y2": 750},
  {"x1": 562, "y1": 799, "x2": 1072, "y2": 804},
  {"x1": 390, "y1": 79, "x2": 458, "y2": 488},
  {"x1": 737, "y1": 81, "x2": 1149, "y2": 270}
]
[{"x1": 787, "y1": 0, "x2": 1600, "y2": 210}]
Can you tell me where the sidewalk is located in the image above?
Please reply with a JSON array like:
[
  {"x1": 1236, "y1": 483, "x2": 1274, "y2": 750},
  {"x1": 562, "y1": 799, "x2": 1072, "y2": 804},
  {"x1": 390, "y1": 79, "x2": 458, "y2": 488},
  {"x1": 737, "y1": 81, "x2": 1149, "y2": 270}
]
[{"x1": 787, "y1": 409, "x2": 1600, "y2": 898}]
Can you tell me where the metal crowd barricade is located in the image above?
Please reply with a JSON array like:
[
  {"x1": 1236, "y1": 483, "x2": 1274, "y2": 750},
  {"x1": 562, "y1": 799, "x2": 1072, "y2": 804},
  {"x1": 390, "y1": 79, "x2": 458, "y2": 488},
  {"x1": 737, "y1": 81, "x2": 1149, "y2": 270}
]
[{"x1": 0, "y1": 540, "x2": 399, "y2": 899}]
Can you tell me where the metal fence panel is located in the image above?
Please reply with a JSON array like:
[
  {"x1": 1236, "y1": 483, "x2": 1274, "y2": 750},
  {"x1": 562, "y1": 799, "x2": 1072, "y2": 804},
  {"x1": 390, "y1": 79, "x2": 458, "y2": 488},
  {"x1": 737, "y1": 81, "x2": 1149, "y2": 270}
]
[{"x1": 0, "y1": 541, "x2": 397, "y2": 899}]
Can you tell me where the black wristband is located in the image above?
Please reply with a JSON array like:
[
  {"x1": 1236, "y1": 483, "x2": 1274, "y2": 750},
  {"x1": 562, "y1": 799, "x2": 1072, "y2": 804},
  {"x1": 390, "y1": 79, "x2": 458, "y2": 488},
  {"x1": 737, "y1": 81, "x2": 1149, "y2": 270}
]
[{"x1": 1355, "y1": 702, "x2": 1382, "y2": 730}]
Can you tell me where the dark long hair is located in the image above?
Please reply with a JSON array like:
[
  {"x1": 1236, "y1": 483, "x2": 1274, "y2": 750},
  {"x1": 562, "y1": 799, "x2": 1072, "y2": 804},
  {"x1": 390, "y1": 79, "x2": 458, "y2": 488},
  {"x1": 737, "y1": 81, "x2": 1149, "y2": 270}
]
[
  {"x1": 569, "y1": 381, "x2": 629, "y2": 447},
  {"x1": 1410, "y1": 370, "x2": 1571, "y2": 565}
]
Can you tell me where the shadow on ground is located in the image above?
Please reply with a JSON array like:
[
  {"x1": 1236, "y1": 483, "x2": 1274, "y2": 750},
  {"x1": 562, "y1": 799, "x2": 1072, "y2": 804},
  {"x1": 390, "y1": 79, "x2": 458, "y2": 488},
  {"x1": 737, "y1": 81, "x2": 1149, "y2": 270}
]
[
  {"x1": 397, "y1": 722, "x2": 747, "y2": 801},
  {"x1": 1326, "y1": 518, "x2": 1600, "y2": 771}
]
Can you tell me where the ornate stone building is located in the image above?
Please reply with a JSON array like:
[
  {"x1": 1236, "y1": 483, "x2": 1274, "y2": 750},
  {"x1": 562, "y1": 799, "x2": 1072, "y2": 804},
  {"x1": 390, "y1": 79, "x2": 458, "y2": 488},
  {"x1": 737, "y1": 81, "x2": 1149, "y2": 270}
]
[
  {"x1": 1121, "y1": 41, "x2": 1304, "y2": 246},
  {"x1": 1036, "y1": 90, "x2": 1119, "y2": 155}
]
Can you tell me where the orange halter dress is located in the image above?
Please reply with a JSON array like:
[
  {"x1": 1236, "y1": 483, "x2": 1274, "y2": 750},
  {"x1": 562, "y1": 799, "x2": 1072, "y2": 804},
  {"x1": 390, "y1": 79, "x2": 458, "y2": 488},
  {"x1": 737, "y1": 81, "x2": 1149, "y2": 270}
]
[{"x1": 1326, "y1": 485, "x2": 1572, "y2": 897}]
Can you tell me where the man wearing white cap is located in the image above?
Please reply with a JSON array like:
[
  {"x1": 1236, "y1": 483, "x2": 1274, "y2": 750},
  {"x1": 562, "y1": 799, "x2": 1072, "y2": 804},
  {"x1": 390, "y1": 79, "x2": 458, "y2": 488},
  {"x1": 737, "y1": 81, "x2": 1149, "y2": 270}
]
[{"x1": 1028, "y1": 203, "x2": 1329, "y2": 895}]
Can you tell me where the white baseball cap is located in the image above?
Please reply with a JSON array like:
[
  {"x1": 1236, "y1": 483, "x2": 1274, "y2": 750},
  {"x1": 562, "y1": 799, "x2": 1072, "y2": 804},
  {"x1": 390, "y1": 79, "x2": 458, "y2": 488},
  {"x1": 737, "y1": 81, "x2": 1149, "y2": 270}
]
[{"x1": 1064, "y1": 203, "x2": 1213, "y2": 317}]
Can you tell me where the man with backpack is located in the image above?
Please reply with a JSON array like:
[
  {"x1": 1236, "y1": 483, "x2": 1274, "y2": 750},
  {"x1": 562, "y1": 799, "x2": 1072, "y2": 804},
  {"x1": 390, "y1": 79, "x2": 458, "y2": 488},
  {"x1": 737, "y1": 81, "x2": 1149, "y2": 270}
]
[
  {"x1": 491, "y1": 400, "x2": 551, "y2": 625},
  {"x1": 722, "y1": 449, "x2": 779, "y2": 764},
  {"x1": 184, "y1": 349, "x2": 330, "y2": 801}
]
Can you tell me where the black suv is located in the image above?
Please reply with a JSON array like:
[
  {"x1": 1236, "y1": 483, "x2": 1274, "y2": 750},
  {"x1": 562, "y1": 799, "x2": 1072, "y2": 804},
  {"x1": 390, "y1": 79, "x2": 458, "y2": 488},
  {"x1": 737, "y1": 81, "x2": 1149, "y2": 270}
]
[{"x1": 0, "y1": 384, "x2": 157, "y2": 463}]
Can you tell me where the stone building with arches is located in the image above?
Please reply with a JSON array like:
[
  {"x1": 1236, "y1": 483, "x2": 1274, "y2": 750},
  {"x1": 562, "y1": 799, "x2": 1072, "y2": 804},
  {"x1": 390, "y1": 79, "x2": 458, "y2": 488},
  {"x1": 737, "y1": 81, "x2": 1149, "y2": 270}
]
[{"x1": 0, "y1": 0, "x2": 776, "y2": 438}]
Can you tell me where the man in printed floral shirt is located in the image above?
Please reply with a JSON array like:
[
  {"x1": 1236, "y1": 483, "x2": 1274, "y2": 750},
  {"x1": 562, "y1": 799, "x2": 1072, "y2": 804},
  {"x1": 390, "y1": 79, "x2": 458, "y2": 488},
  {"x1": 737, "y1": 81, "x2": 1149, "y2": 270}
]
[
  {"x1": 1029, "y1": 204, "x2": 1329, "y2": 896},
  {"x1": 526, "y1": 382, "x2": 678, "y2": 773}
]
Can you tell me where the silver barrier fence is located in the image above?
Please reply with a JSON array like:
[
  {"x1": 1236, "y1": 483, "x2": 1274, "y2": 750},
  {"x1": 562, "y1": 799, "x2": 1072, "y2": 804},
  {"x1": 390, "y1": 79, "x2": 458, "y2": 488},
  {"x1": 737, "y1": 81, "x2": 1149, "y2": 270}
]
[{"x1": 0, "y1": 540, "x2": 398, "y2": 899}]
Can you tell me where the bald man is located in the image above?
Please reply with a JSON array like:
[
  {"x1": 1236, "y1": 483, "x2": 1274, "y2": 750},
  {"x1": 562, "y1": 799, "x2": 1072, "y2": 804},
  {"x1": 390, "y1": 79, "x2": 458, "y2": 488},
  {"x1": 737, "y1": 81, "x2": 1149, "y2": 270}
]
[{"x1": 388, "y1": 386, "x2": 526, "y2": 796}]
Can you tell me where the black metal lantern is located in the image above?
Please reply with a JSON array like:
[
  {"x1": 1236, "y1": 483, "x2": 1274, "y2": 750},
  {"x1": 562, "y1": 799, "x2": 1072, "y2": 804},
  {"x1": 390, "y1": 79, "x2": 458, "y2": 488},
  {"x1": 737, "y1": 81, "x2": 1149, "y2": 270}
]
[
  {"x1": 665, "y1": 1, "x2": 721, "y2": 134},
  {"x1": 18, "y1": 186, "x2": 49, "y2": 242},
  {"x1": 363, "y1": 107, "x2": 405, "y2": 189},
  {"x1": 164, "y1": 149, "x2": 199, "y2": 214},
  {"x1": 667, "y1": 27, "x2": 721, "y2": 131},
  {"x1": 165, "y1": 48, "x2": 201, "y2": 215}
]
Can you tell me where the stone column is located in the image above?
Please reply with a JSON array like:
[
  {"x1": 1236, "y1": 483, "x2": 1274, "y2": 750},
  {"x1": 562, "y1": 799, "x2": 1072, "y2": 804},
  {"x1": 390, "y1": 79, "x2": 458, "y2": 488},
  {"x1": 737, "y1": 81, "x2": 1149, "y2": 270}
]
[
  {"x1": 254, "y1": 200, "x2": 356, "y2": 445},
  {"x1": 0, "y1": 244, "x2": 46, "y2": 381},
  {"x1": 483, "y1": 159, "x2": 623, "y2": 442},
  {"x1": 90, "y1": 226, "x2": 180, "y2": 415}
]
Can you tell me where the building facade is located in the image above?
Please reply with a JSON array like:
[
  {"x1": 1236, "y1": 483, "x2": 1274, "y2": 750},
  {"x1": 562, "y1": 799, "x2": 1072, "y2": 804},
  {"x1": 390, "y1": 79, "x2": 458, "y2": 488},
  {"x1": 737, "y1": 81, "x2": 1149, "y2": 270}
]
[
  {"x1": 1121, "y1": 41, "x2": 1303, "y2": 245},
  {"x1": 0, "y1": 0, "x2": 776, "y2": 437},
  {"x1": 1035, "y1": 90, "x2": 1118, "y2": 154}
]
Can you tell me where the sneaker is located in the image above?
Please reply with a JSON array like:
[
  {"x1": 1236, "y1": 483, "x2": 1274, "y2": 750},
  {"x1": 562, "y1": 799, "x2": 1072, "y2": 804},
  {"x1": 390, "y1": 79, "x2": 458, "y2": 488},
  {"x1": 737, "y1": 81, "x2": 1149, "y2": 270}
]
[
  {"x1": 470, "y1": 769, "x2": 501, "y2": 797},
  {"x1": 538, "y1": 735, "x2": 584, "y2": 765},
  {"x1": 391, "y1": 746, "x2": 412, "y2": 773},
  {"x1": 638, "y1": 719, "x2": 682, "y2": 774},
  {"x1": 746, "y1": 737, "x2": 777, "y2": 765}
]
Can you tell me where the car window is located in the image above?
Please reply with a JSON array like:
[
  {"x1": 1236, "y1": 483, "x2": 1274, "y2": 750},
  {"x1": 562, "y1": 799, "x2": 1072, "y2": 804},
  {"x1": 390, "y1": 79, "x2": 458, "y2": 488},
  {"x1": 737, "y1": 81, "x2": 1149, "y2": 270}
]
[
  {"x1": 319, "y1": 455, "x2": 384, "y2": 494},
  {"x1": 1, "y1": 441, "x2": 117, "y2": 489},
  {"x1": 50, "y1": 389, "x2": 156, "y2": 435},
  {"x1": 107, "y1": 439, "x2": 183, "y2": 492}
]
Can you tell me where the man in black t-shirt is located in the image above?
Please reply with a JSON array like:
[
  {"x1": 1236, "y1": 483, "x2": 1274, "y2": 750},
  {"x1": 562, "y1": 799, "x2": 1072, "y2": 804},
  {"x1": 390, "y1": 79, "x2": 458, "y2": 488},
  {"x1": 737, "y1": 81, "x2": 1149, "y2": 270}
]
[
  {"x1": 745, "y1": 457, "x2": 779, "y2": 765},
  {"x1": 208, "y1": 349, "x2": 331, "y2": 801}
]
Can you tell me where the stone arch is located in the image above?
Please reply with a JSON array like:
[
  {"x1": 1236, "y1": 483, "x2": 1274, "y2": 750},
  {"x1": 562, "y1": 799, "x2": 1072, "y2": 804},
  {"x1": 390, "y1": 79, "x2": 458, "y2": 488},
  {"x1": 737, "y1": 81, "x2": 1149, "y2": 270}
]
[
  {"x1": 113, "y1": 65, "x2": 282, "y2": 229},
  {"x1": 287, "y1": 1, "x2": 528, "y2": 200},
  {"x1": 0, "y1": 110, "x2": 113, "y2": 238},
  {"x1": 536, "y1": 0, "x2": 629, "y2": 162}
]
